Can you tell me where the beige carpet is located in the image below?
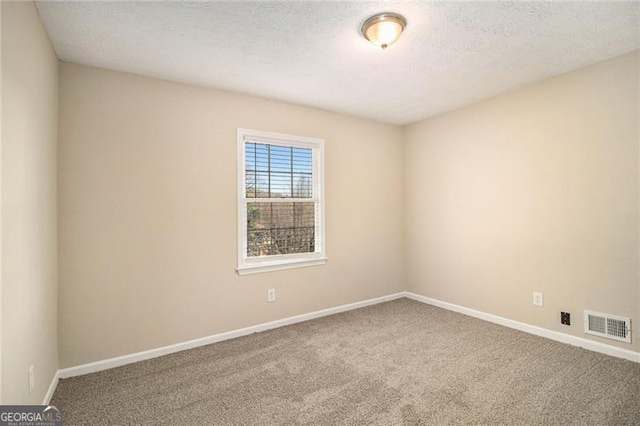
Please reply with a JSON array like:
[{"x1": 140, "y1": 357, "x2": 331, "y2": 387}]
[{"x1": 52, "y1": 298, "x2": 640, "y2": 425}]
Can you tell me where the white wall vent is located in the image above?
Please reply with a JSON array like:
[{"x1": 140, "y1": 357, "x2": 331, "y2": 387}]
[{"x1": 584, "y1": 310, "x2": 631, "y2": 343}]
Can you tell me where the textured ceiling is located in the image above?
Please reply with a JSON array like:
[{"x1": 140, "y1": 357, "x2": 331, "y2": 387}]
[{"x1": 36, "y1": 1, "x2": 639, "y2": 125}]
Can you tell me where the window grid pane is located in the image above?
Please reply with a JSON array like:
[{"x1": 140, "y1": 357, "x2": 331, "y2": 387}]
[
  {"x1": 245, "y1": 142, "x2": 313, "y2": 199},
  {"x1": 247, "y1": 202, "x2": 315, "y2": 256}
]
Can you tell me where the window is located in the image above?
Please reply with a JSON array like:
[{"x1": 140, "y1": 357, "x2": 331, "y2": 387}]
[{"x1": 237, "y1": 128, "x2": 326, "y2": 275}]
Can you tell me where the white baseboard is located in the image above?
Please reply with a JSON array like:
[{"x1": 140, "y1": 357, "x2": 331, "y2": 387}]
[
  {"x1": 58, "y1": 292, "x2": 406, "y2": 379},
  {"x1": 42, "y1": 370, "x2": 59, "y2": 405},
  {"x1": 54, "y1": 289, "x2": 638, "y2": 389},
  {"x1": 404, "y1": 291, "x2": 640, "y2": 364}
]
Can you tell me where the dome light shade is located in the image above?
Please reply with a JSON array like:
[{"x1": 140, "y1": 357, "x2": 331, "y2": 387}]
[{"x1": 361, "y1": 13, "x2": 407, "y2": 49}]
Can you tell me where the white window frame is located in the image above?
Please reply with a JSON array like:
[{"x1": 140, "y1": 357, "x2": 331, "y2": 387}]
[{"x1": 237, "y1": 128, "x2": 326, "y2": 275}]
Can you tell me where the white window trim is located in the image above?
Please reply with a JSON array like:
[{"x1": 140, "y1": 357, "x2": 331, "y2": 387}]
[{"x1": 236, "y1": 128, "x2": 326, "y2": 275}]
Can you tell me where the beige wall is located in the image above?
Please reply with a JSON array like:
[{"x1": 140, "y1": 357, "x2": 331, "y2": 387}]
[
  {"x1": 405, "y1": 51, "x2": 639, "y2": 352},
  {"x1": 0, "y1": 0, "x2": 3, "y2": 404},
  {"x1": 1, "y1": 1, "x2": 59, "y2": 403},
  {"x1": 637, "y1": 54, "x2": 640, "y2": 353},
  {"x1": 0, "y1": 0, "x2": 3, "y2": 402},
  {"x1": 58, "y1": 63, "x2": 405, "y2": 368}
]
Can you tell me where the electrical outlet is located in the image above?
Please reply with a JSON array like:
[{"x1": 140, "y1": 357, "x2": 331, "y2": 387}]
[
  {"x1": 561, "y1": 311, "x2": 571, "y2": 326},
  {"x1": 28, "y1": 365, "x2": 34, "y2": 395},
  {"x1": 267, "y1": 289, "x2": 276, "y2": 302},
  {"x1": 533, "y1": 292, "x2": 543, "y2": 307}
]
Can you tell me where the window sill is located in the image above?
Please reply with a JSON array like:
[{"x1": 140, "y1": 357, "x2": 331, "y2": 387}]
[{"x1": 237, "y1": 257, "x2": 327, "y2": 276}]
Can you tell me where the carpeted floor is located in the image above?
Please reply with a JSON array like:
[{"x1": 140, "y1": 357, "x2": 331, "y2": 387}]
[{"x1": 52, "y1": 298, "x2": 640, "y2": 425}]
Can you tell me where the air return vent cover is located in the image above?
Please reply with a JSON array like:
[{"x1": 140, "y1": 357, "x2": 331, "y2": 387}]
[{"x1": 584, "y1": 310, "x2": 631, "y2": 343}]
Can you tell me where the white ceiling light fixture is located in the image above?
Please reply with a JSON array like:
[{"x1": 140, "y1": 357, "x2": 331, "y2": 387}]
[{"x1": 361, "y1": 12, "x2": 407, "y2": 49}]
